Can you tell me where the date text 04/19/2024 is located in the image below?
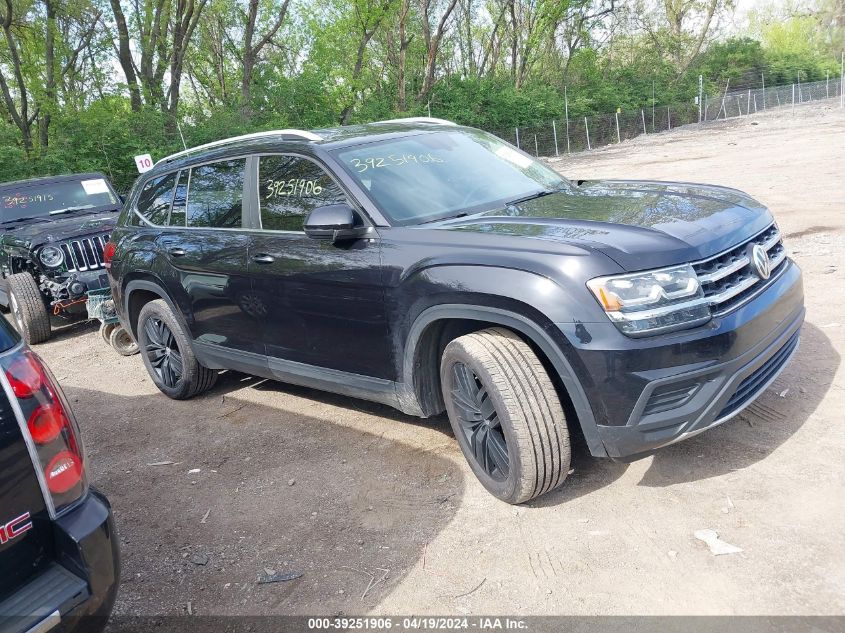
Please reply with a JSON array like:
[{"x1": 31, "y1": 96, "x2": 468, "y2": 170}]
[{"x1": 307, "y1": 617, "x2": 529, "y2": 630}]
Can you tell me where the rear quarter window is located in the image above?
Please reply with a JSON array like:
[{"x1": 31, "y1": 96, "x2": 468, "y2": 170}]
[{"x1": 135, "y1": 173, "x2": 177, "y2": 225}]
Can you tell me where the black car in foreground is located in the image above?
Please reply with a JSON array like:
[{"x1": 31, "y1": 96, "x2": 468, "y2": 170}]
[
  {"x1": 0, "y1": 315, "x2": 119, "y2": 631},
  {"x1": 107, "y1": 118, "x2": 804, "y2": 503},
  {"x1": 0, "y1": 173, "x2": 120, "y2": 344}
]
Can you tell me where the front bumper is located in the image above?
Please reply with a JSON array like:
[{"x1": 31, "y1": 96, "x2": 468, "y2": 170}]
[
  {"x1": 558, "y1": 259, "x2": 805, "y2": 460},
  {"x1": 0, "y1": 489, "x2": 120, "y2": 633}
]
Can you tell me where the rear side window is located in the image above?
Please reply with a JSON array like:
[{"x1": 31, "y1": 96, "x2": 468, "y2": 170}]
[
  {"x1": 258, "y1": 156, "x2": 346, "y2": 231},
  {"x1": 186, "y1": 159, "x2": 245, "y2": 228},
  {"x1": 136, "y1": 173, "x2": 177, "y2": 225}
]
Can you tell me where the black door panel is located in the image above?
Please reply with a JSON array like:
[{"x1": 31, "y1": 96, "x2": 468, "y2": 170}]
[
  {"x1": 248, "y1": 234, "x2": 391, "y2": 378},
  {"x1": 158, "y1": 231, "x2": 258, "y2": 354}
]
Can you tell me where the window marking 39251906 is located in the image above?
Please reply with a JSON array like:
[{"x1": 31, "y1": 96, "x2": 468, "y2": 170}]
[{"x1": 348, "y1": 153, "x2": 446, "y2": 173}]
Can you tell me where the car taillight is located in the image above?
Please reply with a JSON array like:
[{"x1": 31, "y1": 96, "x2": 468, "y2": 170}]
[
  {"x1": 28, "y1": 403, "x2": 68, "y2": 444},
  {"x1": 5, "y1": 352, "x2": 43, "y2": 397},
  {"x1": 2, "y1": 349, "x2": 87, "y2": 515},
  {"x1": 103, "y1": 241, "x2": 116, "y2": 268}
]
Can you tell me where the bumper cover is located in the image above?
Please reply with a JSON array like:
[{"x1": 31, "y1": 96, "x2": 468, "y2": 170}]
[
  {"x1": 0, "y1": 489, "x2": 119, "y2": 633},
  {"x1": 597, "y1": 309, "x2": 802, "y2": 460},
  {"x1": 558, "y1": 259, "x2": 804, "y2": 460}
]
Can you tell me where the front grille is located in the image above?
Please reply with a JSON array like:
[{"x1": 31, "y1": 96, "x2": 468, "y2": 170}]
[
  {"x1": 692, "y1": 224, "x2": 787, "y2": 315},
  {"x1": 60, "y1": 234, "x2": 109, "y2": 273},
  {"x1": 717, "y1": 331, "x2": 800, "y2": 420}
]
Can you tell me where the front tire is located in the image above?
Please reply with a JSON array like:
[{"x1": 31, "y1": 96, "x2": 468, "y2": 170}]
[
  {"x1": 440, "y1": 327, "x2": 571, "y2": 504},
  {"x1": 7, "y1": 273, "x2": 51, "y2": 344},
  {"x1": 137, "y1": 300, "x2": 217, "y2": 399}
]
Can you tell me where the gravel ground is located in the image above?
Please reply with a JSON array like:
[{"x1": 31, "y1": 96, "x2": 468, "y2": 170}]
[{"x1": 26, "y1": 101, "x2": 845, "y2": 617}]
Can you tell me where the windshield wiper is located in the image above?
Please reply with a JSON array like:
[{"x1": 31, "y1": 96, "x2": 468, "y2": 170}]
[
  {"x1": 49, "y1": 205, "x2": 95, "y2": 215},
  {"x1": 506, "y1": 187, "x2": 567, "y2": 207},
  {"x1": 418, "y1": 212, "x2": 469, "y2": 225}
]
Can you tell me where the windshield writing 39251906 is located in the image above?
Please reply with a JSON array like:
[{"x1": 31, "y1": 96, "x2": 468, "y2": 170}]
[{"x1": 348, "y1": 153, "x2": 445, "y2": 173}]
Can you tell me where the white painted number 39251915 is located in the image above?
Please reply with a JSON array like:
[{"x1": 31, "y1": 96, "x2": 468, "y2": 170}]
[{"x1": 134, "y1": 154, "x2": 154, "y2": 173}]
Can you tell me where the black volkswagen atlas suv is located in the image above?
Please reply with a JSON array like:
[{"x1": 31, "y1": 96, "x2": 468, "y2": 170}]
[{"x1": 106, "y1": 118, "x2": 804, "y2": 504}]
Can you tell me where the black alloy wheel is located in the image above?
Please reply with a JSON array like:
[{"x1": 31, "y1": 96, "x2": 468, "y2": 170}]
[
  {"x1": 143, "y1": 316, "x2": 184, "y2": 388},
  {"x1": 450, "y1": 361, "x2": 510, "y2": 481}
]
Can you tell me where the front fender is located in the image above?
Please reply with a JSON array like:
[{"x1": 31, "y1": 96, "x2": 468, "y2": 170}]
[{"x1": 395, "y1": 266, "x2": 608, "y2": 457}]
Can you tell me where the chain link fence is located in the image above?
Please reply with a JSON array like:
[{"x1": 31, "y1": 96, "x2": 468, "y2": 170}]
[{"x1": 493, "y1": 77, "x2": 844, "y2": 158}]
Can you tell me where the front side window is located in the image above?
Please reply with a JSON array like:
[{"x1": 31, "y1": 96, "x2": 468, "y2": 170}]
[
  {"x1": 186, "y1": 159, "x2": 245, "y2": 228},
  {"x1": 258, "y1": 155, "x2": 346, "y2": 231},
  {"x1": 332, "y1": 129, "x2": 572, "y2": 226},
  {"x1": 136, "y1": 173, "x2": 177, "y2": 225}
]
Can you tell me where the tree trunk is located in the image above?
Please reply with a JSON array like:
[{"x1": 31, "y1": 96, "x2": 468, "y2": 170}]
[
  {"x1": 40, "y1": 0, "x2": 56, "y2": 150},
  {"x1": 240, "y1": 0, "x2": 258, "y2": 117},
  {"x1": 397, "y1": 0, "x2": 410, "y2": 111},
  {"x1": 240, "y1": 0, "x2": 290, "y2": 118},
  {"x1": 108, "y1": 0, "x2": 142, "y2": 110},
  {"x1": 340, "y1": 34, "x2": 372, "y2": 125},
  {"x1": 0, "y1": 0, "x2": 34, "y2": 151},
  {"x1": 416, "y1": 0, "x2": 459, "y2": 102}
]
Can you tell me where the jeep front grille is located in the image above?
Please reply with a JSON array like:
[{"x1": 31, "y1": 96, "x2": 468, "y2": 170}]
[
  {"x1": 59, "y1": 234, "x2": 109, "y2": 273},
  {"x1": 692, "y1": 224, "x2": 788, "y2": 315}
]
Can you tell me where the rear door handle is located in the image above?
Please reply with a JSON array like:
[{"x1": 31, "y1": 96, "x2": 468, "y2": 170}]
[
  {"x1": 168, "y1": 247, "x2": 186, "y2": 257},
  {"x1": 252, "y1": 253, "x2": 275, "y2": 264}
]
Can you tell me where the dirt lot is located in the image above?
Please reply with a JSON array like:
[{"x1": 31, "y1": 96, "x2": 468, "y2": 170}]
[{"x1": 30, "y1": 102, "x2": 845, "y2": 617}]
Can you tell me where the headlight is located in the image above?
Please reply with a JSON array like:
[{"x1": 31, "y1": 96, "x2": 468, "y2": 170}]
[
  {"x1": 587, "y1": 264, "x2": 711, "y2": 336},
  {"x1": 39, "y1": 246, "x2": 64, "y2": 268}
]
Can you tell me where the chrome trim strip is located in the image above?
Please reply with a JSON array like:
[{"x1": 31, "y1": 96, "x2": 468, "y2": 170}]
[
  {"x1": 0, "y1": 342, "x2": 57, "y2": 519},
  {"x1": 706, "y1": 274, "x2": 759, "y2": 304},
  {"x1": 608, "y1": 253, "x2": 790, "y2": 323},
  {"x1": 156, "y1": 129, "x2": 323, "y2": 165},
  {"x1": 762, "y1": 232, "x2": 780, "y2": 251},
  {"x1": 25, "y1": 610, "x2": 61, "y2": 633},
  {"x1": 711, "y1": 257, "x2": 790, "y2": 316},
  {"x1": 608, "y1": 297, "x2": 708, "y2": 321},
  {"x1": 693, "y1": 223, "x2": 778, "y2": 266},
  {"x1": 697, "y1": 255, "x2": 750, "y2": 284},
  {"x1": 60, "y1": 234, "x2": 108, "y2": 273},
  {"x1": 695, "y1": 229, "x2": 781, "y2": 285},
  {"x1": 769, "y1": 247, "x2": 787, "y2": 270}
]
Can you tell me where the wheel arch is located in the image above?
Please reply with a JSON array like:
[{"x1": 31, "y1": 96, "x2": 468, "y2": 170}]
[
  {"x1": 123, "y1": 276, "x2": 189, "y2": 341},
  {"x1": 402, "y1": 304, "x2": 607, "y2": 458}
]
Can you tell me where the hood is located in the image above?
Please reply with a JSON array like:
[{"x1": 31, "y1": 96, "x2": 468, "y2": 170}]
[
  {"x1": 0, "y1": 211, "x2": 117, "y2": 250},
  {"x1": 435, "y1": 180, "x2": 774, "y2": 271}
]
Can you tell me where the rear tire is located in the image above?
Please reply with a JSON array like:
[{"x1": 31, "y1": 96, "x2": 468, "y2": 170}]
[
  {"x1": 7, "y1": 273, "x2": 51, "y2": 344},
  {"x1": 137, "y1": 299, "x2": 217, "y2": 399},
  {"x1": 440, "y1": 327, "x2": 571, "y2": 504}
]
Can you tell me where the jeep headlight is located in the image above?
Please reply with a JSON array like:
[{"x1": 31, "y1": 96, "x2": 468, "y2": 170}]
[
  {"x1": 39, "y1": 246, "x2": 64, "y2": 268},
  {"x1": 587, "y1": 264, "x2": 711, "y2": 336}
]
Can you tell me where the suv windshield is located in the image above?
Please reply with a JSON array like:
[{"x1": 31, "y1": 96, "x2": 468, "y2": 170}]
[
  {"x1": 0, "y1": 177, "x2": 117, "y2": 224},
  {"x1": 332, "y1": 128, "x2": 571, "y2": 226}
]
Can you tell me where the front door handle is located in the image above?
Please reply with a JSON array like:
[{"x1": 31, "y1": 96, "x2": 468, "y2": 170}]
[
  {"x1": 168, "y1": 247, "x2": 186, "y2": 257},
  {"x1": 252, "y1": 253, "x2": 275, "y2": 264}
]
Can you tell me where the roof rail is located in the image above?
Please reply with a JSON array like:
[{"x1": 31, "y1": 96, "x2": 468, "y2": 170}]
[
  {"x1": 155, "y1": 129, "x2": 323, "y2": 165},
  {"x1": 375, "y1": 117, "x2": 457, "y2": 126}
]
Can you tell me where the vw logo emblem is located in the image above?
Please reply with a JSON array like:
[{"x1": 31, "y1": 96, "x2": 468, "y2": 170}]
[{"x1": 750, "y1": 244, "x2": 771, "y2": 280}]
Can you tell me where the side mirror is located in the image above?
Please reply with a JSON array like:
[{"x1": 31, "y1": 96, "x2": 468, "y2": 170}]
[{"x1": 304, "y1": 203, "x2": 369, "y2": 242}]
